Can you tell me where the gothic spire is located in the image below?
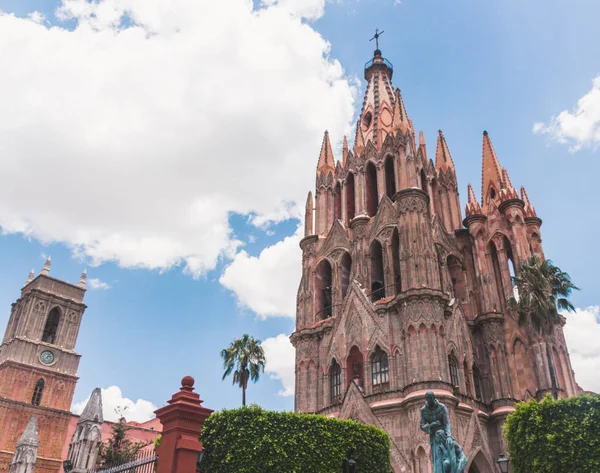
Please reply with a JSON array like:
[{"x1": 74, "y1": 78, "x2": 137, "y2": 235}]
[
  {"x1": 419, "y1": 130, "x2": 427, "y2": 160},
  {"x1": 521, "y1": 186, "x2": 538, "y2": 218},
  {"x1": 481, "y1": 131, "x2": 505, "y2": 204},
  {"x1": 342, "y1": 135, "x2": 349, "y2": 167},
  {"x1": 353, "y1": 120, "x2": 365, "y2": 156},
  {"x1": 465, "y1": 183, "x2": 483, "y2": 217},
  {"x1": 79, "y1": 388, "x2": 104, "y2": 423},
  {"x1": 317, "y1": 131, "x2": 335, "y2": 176},
  {"x1": 40, "y1": 256, "x2": 51, "y2": 276},
  {"x1": 17, "y1": 415, "x2": 39, "y2": 447},
  {"x1": 78, "y1": 269, "x2": 87, "y2": 289},
  {"x1": 435, "y1": 130, "x2": 455, "y2": 172},
  {"x1": 24, "y1": 269, "x2": 35, "y2": 287}
]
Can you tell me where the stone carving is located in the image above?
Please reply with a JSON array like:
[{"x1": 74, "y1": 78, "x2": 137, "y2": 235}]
[{"x1": 420, "y1": 392, "x2": 467, "y2": 473}]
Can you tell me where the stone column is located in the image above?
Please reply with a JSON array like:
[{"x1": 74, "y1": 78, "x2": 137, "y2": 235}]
[{"x1": 155, "y1": 376, "x2": 213, "y2": 473}]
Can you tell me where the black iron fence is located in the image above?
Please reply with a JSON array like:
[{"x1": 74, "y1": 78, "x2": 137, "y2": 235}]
[{"x1": 88, "y1": 450, "x2": 157, "y2": 473}]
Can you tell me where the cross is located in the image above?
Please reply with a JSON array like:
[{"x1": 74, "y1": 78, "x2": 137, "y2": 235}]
[{"x1": 370, "y1": 28, "x2": 384, "y2": 50}]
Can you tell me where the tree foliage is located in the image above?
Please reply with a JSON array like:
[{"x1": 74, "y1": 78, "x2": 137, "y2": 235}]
[
  {"x1": 97, "y1": 415, "x2": 149, "y2": 468},
  {"x1": 504, "y1": 394, "x2": 600, "y2": 473},
  {"x1": 199, "y1": 405, "x2": 392, "y2": 473},
  {"x1": 507, "y1": 255, "x2": 578, "y2": 334},
  {"x1": 221, "y1": 334, "x2": 266, "y2": 407}
]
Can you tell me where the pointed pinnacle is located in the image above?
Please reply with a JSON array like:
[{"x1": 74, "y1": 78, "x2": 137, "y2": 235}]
[
  {"x1": 40, "y1": 256, "x2": 51, "y2": 276},
  {"x1": 317, "y1": 131, "x2": 335, "y2": 174},
  {"x1": 435, "y1": 129, "x2": 455, "y2": 172},
  {"x1": 419, "y1": 131, "x2": 427, "y2": 160},
  {"x1": 481, "y1": 130, "x2": 504, "y2": 204},
  {"x1": 342, "y1": 135, "x2": 349, "y2": 167},
  {"x1": 354, "y1": 121, "x2": 365, "y2": 155}
]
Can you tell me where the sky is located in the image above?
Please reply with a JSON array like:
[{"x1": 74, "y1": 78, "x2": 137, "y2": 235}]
[{"x1": 0, "y1": 0, "x2": 599, "y2": 422}]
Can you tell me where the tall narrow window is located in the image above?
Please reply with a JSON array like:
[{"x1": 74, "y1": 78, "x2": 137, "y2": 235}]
[
  {"x1": 366, "y1": 162, "x2": 378, "y2": 217},
  {"x1": 334, "y1": 182, "x2": 342, "y2": 221},
  {"x1": 504, "y1": 236, "x2": 518, "y2": 299},
  {"x1": 473, "y1": 365, "x2": 482, "y2": 400},
  {"x1": 315, "y1": 260, "x2": 333, "y2": 320},
  {"x1": 42, "y1": 307, "x2": 61, "y2": 344},
  {"x1": 420, "y1": 169, "x2": 427, "y2": 193},
  {"x1": 330, "y1": 360, "x2": 341, "y2": 401},
  {"x1": 384, "y1": 156, "x2": 396, "y2": 199},
  {"x1": 340, "y1": 252, "x2": 352, "y2": 299},
  {"x1": 448, "y1": 356, "x2": 459, "y2": 387},
  {"x1": 346, "y1": 346, "x2": 364, "y2": 388},
  {"x1": 489, "y1": 241, "x2": 505, "y2": 310},
  {"x1": 464, "y1": 361, "x2": 472, "y2": 396},
  {"x1": 370, "y1": 240, "x2": 385, "y2": 302},
  {"x1": 447, "y1": 255, "x2": 466, "y2": 302},
  {"x1": 346, "y1": 173, "x2": 355, "y2": 223},
  {"x1": 31, "y1": 378, "x2": 44, "y2": 406},
  {"x1": 371, "y1": 346, "x2": 389, "y2": 386},
  {"x1": 392, "y1": 228, "x2": 401, "y2": 294}
]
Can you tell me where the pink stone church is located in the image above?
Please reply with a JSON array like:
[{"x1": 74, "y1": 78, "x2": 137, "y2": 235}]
[{"x1": 291, "y1": 47, "x2": 580, "y2": 473}]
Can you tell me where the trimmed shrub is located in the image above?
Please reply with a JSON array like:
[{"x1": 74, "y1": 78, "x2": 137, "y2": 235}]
[
  {"x1": 504, "y1": 394, "x2": 600, "y2": 473},
  {"x1": 199, "y1": 405, "x2": 392, "y2": 473}
]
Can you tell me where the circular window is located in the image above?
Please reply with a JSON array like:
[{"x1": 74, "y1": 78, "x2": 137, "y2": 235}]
[{"x1": 362, "y1": 111, "x2": 373, "y2": 132}]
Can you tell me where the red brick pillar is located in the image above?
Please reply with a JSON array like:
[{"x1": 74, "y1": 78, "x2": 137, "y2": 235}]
[{"x1": 155, "y1": 376, "x2": 213, "y2": 473}]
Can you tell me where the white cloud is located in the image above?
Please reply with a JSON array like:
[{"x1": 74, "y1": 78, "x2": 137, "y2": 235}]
[
  {"x1": 262, "y1": 333, "x2": 296, "y2": 396},
  {"x1": 88, "y1": 277, "x2": 112, "y2": 290},
  {"x1": 0, "y1": 0, "x2": 355, "y2": 277},
  {"x1": 219, "y1": 225, "x2": 302, "y2": 318},
  {"x1": 534, "y1": 76, "x2": 600, "y2": 152},
  {"x1": 72, "y1": 385, "x2": 157, "y2": 422},
  {"x1": 563, "y1": 306, "x2": 600, "y2": 393}
]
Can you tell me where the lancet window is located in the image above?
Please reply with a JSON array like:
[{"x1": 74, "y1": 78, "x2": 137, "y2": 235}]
[
  {"x1": 370, "y1": 240, "x2": 385, "y2": 302},
  {"x1": 366, "y1": 162, "x2": 378, "y2": 217},
  {"x1": 346, "y1": 173, "x2": 356, "y2": 224},
  {"x1": 31, "y1": 378, "x2": 44, "y2": 406},
  {"x1": 473, "y1": 365, "x2": 483, "y2": 400},
  {"x1": 340, "y1": 252, "x2": 352, "y2": 299},
  {"x1": 330, "y1": 360, "x2": 341, "y2": 401},
  {"x1": 334, "y1": 182, "x2": 342, "y2": 221},
  {"x1": 392, "y1": 228, "x2": 401, "y2": 294},
  {"x1": 384, "y1": 155, "x2": 396, "y2": 199},
  {"x1": 448, "y1": 355, "x2": 459, "y2": 387},
  {"x1": 315, "y1": 260, "x2": 333, "y2": 320},
  {"x1": 371, "y1": 346, "x2": 389, "y2": 386},
  {"x1": 42, "y1": 307, "x2": 61, "y2": 344}
]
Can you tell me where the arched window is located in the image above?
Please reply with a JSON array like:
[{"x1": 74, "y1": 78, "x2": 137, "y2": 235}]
[
  {"x1": 473, "y1": 365, "x2": 482, "y2": 400},
  {"x1": 31, "y1": 378, "x2": 44, "y2": 406},
  {"x1": 384, "y1": 156, "x2": 396, "y2": 199},
  {"x1": 366, "y1": 162, "x2": 378, "y2": 217},
  {"x1": 447, "y1": 255, "x2": 466, "y2": 302},
  {"x1": 370, "y1": 240, "x2": 384, "y2": 302},
  {"x1": 334, "y1": 182, "x2": 342, "y2": 221},
  {"x1": 346, "y1": 346, "x2": 364, "y2": 388},
  {"x1": 330, "y1": 360, "x2": 341, "y2": 402},
  {"x1": 464, "y1": 361, "x2": 471, "y2": 396},
  {"x1": 346, "y1": 173, "x2": 355, "y2": 224},
  {"x1": 504, "y1": 236, "x2": 518, "y2": 298},
  {"x1": 340, "y1": 252, "x2": 352, "y2": 299},
  {"x1": 392, "y1": 228, "x2": 401, "y2": 294},
  {"x1": 315, "y1": 260, "x2": 333, "y2": 320},
  {"x1": 42, "y1": 307, "x2": 61, "y2": 344},
  {"x1": 420, "y1": 169, "x2": 427, "y2": 193},
  {"x1": 448, "y1": 355, "x2": 459, "y2": 387},
  {"x1": 489, "y1": 241, "x2": 505, "y2": 310},
  {"x1": 371, "y1": 346, "x2": 389, "y2": 386}
]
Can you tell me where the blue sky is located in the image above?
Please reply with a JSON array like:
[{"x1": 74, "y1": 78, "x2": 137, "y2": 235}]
[{"x1": 0, "y1": 0, "x2": 599, "y2": 419}]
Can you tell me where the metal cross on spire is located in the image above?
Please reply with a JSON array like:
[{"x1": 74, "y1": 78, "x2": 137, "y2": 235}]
[{"x1": 370, "y1": 28, "x2": 384, "y2": 50}]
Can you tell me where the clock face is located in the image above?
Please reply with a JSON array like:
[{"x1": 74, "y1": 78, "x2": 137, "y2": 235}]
[{"x1": 40, "y1": 350, "x2": 55, "y2": 365}]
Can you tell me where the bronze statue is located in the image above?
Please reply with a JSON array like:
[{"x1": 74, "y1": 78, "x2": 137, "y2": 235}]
[{"x1": 420, "y1": 391, "x2": 467, "y2": 473}]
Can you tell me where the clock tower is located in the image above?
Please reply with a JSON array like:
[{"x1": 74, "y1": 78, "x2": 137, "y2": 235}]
[{"x1": 0, "y1": 258, "x2": 87, "y2": 473}]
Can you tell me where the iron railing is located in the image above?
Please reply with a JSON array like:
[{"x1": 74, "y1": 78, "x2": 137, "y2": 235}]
[{"x1": 88, "y1": 451, "x2": 157, "y2": 473}]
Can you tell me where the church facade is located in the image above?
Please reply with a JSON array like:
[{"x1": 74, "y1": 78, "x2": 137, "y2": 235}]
[{"x1": 290, "y1": 49, "x2": 578, "y2": 473}]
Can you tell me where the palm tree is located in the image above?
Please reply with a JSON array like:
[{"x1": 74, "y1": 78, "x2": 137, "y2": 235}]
[
  {"x1": 507, "y1": 255, "x2": 578, "y2": 399},
  {"x1": 221, "y1": 334, "x2": 266, "y2": 407}
]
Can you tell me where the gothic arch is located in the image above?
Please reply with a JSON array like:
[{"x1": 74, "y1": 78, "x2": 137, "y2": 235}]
[
  {"x1": 366, "y1": 161, "x2": 378, "y2": 217},
  {"x1": 42, "y1": 306, "x2": 62, "y2": 344},
  {"x1": 466, "y1": 449, "x2": 495, "y2": 473},
  {"x1": 314, "y1": 258, "x2": 333, "y2": 321},
  {"x1": 512, "y1": 338, "x2": 535, "y2": 400},
  {"x1": 415, "y1": 445, "x2": 430, "y2": 473},
  {"x1": 340, "y1": 251, "x2": 352, "y2": 300},
  {"x1": 384, "y1": 154, "x2": 396, "y2": 198},
  {"x1": 369, "y1": 239, "x2": 385, "y2": 302},
  {"x1": 346, "y1": 172, "x2": 356, "y2": 224},
  {"x1": 334, "y1": 181, "x2": 342, "y2": 221}
]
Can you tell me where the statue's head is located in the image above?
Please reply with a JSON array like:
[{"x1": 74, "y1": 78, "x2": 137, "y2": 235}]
[{"x1": 425, "y1": 391, "x2": 436, "y2": 408}]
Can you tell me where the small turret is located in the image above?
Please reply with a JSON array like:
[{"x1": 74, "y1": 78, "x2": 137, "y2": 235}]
[
  {"x1": 353, "y1": 121, "x2": 365, "y2": 156},
  {"x1": 8, "y1": 415, "x2": 38, "y2": 473},
  {"x1": 521, "y1": 186, "x2": 537, "y2": 219},
  {"x1": 465, "y1": 184, "x2": 483, "y2": 218},
  {"x1": 419, "y1": 130, "x2": 427, "y2": 160},
  {"x1": 40, "y1": 256, "x2": 51, "y2": 276},
  {"x1": 342, "y1": 135, "x2": 349, "y2": 167},
  {"x1": 67, "y1": 388, "x2": 103, "y2": 472},
  {"x1": 317, "y1": 131, "x2": 335, "y2": 176},
  {"x1": 78, "y1": 269, "x2": 87, "y2": 289},
  {"x1": 23, "y1": 269, "x2": 34, "y2": 287},
  {"x1": 304, "y1": 192, "x2": 314, "y2": 237}
]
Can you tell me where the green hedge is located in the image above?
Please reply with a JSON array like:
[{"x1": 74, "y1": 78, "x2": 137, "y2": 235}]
[
  {"x1": 504, "y1": 394, "x2": 600, "y2": 473},
  {"x1": 199, "y1": 406, "x2": 392, "y2": 473}
]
